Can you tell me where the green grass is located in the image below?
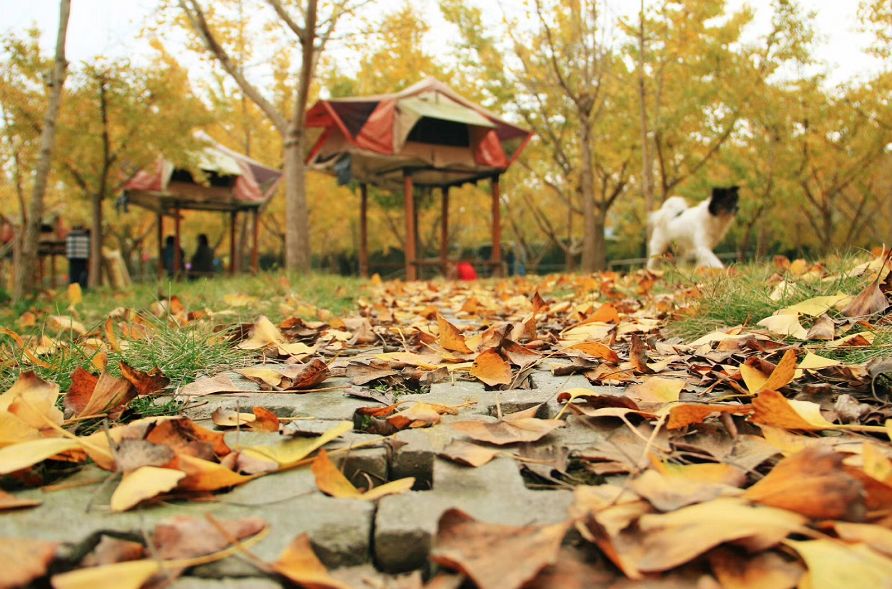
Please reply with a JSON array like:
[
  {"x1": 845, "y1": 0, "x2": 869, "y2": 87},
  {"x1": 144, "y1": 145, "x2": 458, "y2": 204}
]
[
  {"x1": 665, "y1": 258, "x2": 870, "y2": 342},
  {"x1": 0, "y1": 271, "x2": 363, "y2": 401}
]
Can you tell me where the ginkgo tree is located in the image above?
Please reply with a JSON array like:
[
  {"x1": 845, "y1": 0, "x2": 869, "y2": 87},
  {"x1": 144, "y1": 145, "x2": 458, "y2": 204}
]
[{"x1": 55, "y1": 46, "x2": 209, "y2": 286}]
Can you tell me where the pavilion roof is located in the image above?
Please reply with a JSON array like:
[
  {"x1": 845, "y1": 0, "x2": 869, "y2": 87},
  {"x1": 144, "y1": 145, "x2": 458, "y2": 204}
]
[
  {"x1": 305, "y1": 78, "x2": 533, "y2": 190},
  {"x1": 123, "y1": 133, "x2": 282, "y2": 214}
]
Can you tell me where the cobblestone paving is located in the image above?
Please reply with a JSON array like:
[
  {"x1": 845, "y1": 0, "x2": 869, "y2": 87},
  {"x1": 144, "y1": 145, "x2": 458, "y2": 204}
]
[{"x1": 0, "y1": 365, "x2": 621, "y2": 586}]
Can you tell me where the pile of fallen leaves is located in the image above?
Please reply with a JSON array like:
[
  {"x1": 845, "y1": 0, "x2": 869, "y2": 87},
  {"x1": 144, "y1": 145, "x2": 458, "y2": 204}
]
[{"x1": 1, "y1": 249, "x2": 891, "y2": 587}]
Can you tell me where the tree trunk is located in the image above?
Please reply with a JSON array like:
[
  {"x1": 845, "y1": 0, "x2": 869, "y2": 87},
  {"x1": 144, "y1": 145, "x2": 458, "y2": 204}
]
[
  {"x1": 14, "y1": 0, "x2": 70, "y2": 301},
  {"x1": 593, "y1": 208, "x2": 607, "y2": 271},
  {"x1": 580, "y1": 123, "x2": 598, "y2": 272},
  {"x1": 283, "y1": 132, "x2": 311, "y2": 271},
  {"x1": 284, "y1": 0, "x2": 317, "y2": 273},
  {"x1": 89, "y1": 193, "x2": 102, "y2": 287},
  {"x1": 638, "y1": 0, "x2": 655, "y2": 238}
]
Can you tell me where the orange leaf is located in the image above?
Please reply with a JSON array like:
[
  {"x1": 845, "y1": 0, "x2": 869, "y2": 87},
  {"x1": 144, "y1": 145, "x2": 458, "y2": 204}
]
[
  {"x1": 743, "y1": 447, "x2": 865, "y2": 520},
  {"x1": 568, "y1": 342, "x2": 619, "y2": 363},
  {"x1": 273, "y1": 534, "x2": 351, "y2": 589},
  {"x1": 437, "y1": 313, "x2": 472, "y2": 354},
  {"x1": 469, "y1": 349, "x2": 512, "y2": 387}
]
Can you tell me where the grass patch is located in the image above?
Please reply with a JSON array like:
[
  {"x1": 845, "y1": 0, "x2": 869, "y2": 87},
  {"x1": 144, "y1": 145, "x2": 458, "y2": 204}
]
[
  {"x1": 0, "y1": 271, "x2": 362, "y2": 395},
  {"x1": 111, "y1": 317, "x2": 251, "y2": 390},
  {"x1": 666, "y1": 258, "x2": 870, "y2": 342}
]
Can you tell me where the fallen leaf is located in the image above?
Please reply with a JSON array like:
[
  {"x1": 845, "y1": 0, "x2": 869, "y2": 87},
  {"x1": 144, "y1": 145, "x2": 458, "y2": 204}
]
[
  {"x1": 273, "y1": 534, "x2": 351, "y2": 589},
  {"x1": 826, "y1": 331, "x2": 876, "y2": 348},
  {"x1": 282, "y1": 358, "x2": 331, "y2": 390},
  {"x1": 212, "y1": 408, "x2": 257, "y2": 428},
  {"x1": 708, "y1": 549, "x2": 803, "y2": 589},
  {"x1": 634, "y1": 498, "x2": 806, "y2": 572},
  {"x1": 501, "y1": 340, "x2": 541, "y2": 367},
  {"x1": 175, "y1": 454, "x2": 253, "y2": 491},
  {"x1": 250, "y1": 407, "x2": 280, "y2": 432},
  {"x1": 757, "y1": 312, "x2": 808, "y2": 340},
  {"x1": 81, "y1": 537, "x2": 145, "y2": 567},
  {"x1": 450, "y1": 410, "x2": 564, "y2": 446},
  {"x1": 437, "y1": 313, "x2": 472, "y2": 353},
  {"x1": 2, "y1": 372, "x2": 63, "y2": 433},
  {"x1": 628, "y1": 335, "x2": 652, "y2": 373},
  {"x1": 152, "y1": 514, "x2": 266, "y2": 559},
  {"x1": 241, "y1": 421, "x2": 352, "y2": 467},
  {"x1": 50, "y1": 559, "x2": 161, "y2": 589},
  {"x1": 311, "y1": 449, "x2": 414, "y2": 500},
  {"x1": 180, "y1": 373, "x2": 240, "y2": 396},
  {"x1": 0, "y1": 437, "x2": 83, "y2": 475},
  {"x1": 0, "y1": 490, "x2": 41, "y2": 511},
  {"x1": 439, "y1": 441, "x2": 500, "y2": 467},
  {"x1": 842, "y1": 281, "x2": 889, "y2": 317},
  {"x1": 469, "y1": 349, "x2": 512, "y2": 387},
  {"x1": 806, "y1": 314, "x2": 836, "y2": 340},
  {"x1": 630, "y1": 469, "x2": 737, "y2": 511},
  {"x1": 46, "y1": 315, "x2": 87, "y2": 336},
  {"x1": 740, "y1": 349, "x2": 798, "y2": 395},
  {"x1": 751, "y1": 390, "x2": 836, "y2": 431},
  {"x1": 567, "y1": 342, "x2": 620, "y2": 364},
  {"x1": 627, "y1": 376, "x2": 683, "y2": 403},
  {"x1": 743, "y1": 447, "x2": 865, "y2": 520},
  {"x1": 784, "y1": 539, "x2": 892, "y2": 589},
  {"x1": 783, "y1": 294, "x2": 849, "y2": 316},
  {"x1": 113, "y1": 439, "x2": 176, "y2": 473},
  {"x1": 119, "y1": 363, "x2": 169, "y2": 396},
  {"x1": 0, "y1": 538, "x2": 58, "y2": 589},
  {"x1": 110, "y1": 466, "x2": 186, "y2": 512},
  {"x1": 238, "y1": 315, "x2": 285, "y2": 350},
  {"x1": 666, "y1": 403, "x2": 752, "y2": 430},
  {"x1": 834, "y1": 522, "x2": 892, "y2": 558},
  {"x1": 798, "y1": 352, "x2": 841, "y2": 371},
  {"x1": 430, "y1": 509, "x2": 569, "y2": 589}
]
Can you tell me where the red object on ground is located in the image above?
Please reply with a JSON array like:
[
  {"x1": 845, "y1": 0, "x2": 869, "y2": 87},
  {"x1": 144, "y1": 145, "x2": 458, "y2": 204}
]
[{"x1": 456, "y1": 261, "x2": 478, "y2": 281}]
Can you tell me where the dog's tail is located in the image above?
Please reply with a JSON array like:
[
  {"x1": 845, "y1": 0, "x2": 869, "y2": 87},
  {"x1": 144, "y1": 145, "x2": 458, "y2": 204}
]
[{"x1": 648, "y1": 196, "x2": 688, "y2": 230}]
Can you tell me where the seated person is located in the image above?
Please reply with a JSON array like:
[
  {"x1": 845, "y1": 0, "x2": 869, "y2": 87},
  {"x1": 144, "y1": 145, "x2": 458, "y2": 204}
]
[
  {"x1": 189, "y1": 234, "x2": 216, "y2": 279},
  {"x1": 162, "y1": 236, "x2": 184, "y2": 277}
]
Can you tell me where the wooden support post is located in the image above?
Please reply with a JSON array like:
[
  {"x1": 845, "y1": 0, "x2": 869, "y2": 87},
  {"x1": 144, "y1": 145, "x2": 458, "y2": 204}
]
[
  {"x1": 404, "y1": 171, "x2": 417, "y2": 281},
  {"x1": 251, "y1": 208, "x2": 260, "y2": 274},
  {"x1": 173, "y1": 205, "x2": 182, "y2": 278},
  {"x1": 156, "y1": 213, "x2": 164, "y2": 279},
  {"x1": 440, "y1": 185, "x2": 449, "y2": 275},
  {"x1": 359, "y1": 183, "x2": 369, "y2": 278},
  {"x1": 229, "y1": 211, "x2": 237, "y2": 275},
  {"x1": 491, "y1": 175, "x2": 502, "y2": 277},
  {"x1": 50, "y1": 254, "x2": 56, "y2": 288}
]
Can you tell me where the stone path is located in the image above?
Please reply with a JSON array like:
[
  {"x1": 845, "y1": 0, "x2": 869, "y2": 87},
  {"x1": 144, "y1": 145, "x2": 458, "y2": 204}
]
[{"x1": 0, "y1": 363, "x2": 629, "y2": 586}]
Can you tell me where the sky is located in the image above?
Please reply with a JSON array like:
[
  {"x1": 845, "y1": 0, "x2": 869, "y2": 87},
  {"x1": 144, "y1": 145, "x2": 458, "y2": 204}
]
[{"x1": 0, "y1": 0, "x2": 884, "y2": 88}]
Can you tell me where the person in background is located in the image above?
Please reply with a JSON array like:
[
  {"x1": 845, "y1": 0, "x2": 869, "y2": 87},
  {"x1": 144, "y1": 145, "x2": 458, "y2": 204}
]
[
  {"x1": 162, "y1": 235, "x2": 184, "y2": 277},
  {"x1": 189, "y1": 234, "x2": 215, "y2": 280},
  {"x1": 65, "y1": 226, "x2": 89, "y2": 288}
]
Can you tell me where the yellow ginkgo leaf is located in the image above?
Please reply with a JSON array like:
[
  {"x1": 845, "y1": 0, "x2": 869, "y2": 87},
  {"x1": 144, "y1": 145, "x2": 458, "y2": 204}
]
[
  {"x1": 781, "y1": 294, "x2": 849, "y2": 316},
  {"x1": 110, "y1": 466, "x2": 185, "y2": 512},
  {"x1": 0, "y1": 438, "x2": 82, "y2": 475},
  {"x1": 237, "y1": 316, "x2": 285, "y2": 350},
  {"x1": 784, "y1": 539, "x2": 892, "y2": 589},
  {"x1": 757, "y1": 312, "x2": 808, "y2": 340},
  {"x1": 51, "y1": 559, "x2": 162, "y2": 589},
  {"x1": 241, "y1": 421, "x2": 352, "y2": 467},
  {"x1": 311, "y1": 449, "x2": 414, "y2": 500}
]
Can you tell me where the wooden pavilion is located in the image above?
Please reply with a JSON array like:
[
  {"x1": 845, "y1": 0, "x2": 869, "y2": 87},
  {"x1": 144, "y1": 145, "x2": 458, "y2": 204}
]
[
  {"x1": 305, "y1": 78, "x2": 532, "y2": 280},
  {"x1": 123, "y1": 135, "x2": 281, "y2": 276}
]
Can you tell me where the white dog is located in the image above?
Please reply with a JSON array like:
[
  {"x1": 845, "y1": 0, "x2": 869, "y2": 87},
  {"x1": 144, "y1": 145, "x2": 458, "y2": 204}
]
[{"x1": 647, "y1": 186, "x2": 739, "y2": 270}]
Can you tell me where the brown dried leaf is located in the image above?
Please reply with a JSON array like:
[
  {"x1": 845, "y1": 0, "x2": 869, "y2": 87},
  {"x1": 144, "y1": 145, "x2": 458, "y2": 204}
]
[
  {"x1": 743, "y1": 447, "x2": 866, "y2": 521},
  {"x1": 469, "y1": 349, "x2": 512, "y2": 387},
  {"x1": 431, "y1": 509, "x2": 569, "y2": 589},
  {"x1": 0, "y1": 537, "x2": 58, "y2": 589},
  {"x1": 437, "y1": 313, "x2": 472, "y2": 354},
  {"x1": 152, "y1": 515, "x2": 266, "y2": 559}
]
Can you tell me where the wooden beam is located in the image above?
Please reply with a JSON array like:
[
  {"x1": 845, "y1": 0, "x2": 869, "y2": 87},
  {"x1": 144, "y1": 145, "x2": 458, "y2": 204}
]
[
  {"x1": 359, "y1": 183, "x2": 369, "y2": 278},
  {"x1": 173, "y1": 205, "x2": 182, "y2": 277},
  {"x1": 229, "y1": 210, "x2": 237, "y2": 275},
  {"x1": 251, "y1": 208, "x2": 260, "y2": 274},
  {"x1": 404, "y1": 171, "x2": 417, "y2": 281},
  {"x1": 156, "y1": 213, "x2": 164, "y2": 279},
  {"x1": 491, "y1": 176, "x2": 502, "y2": 277},
  {"x1": 440, "y1": 186, "x2": 449, "y2": 275}
]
